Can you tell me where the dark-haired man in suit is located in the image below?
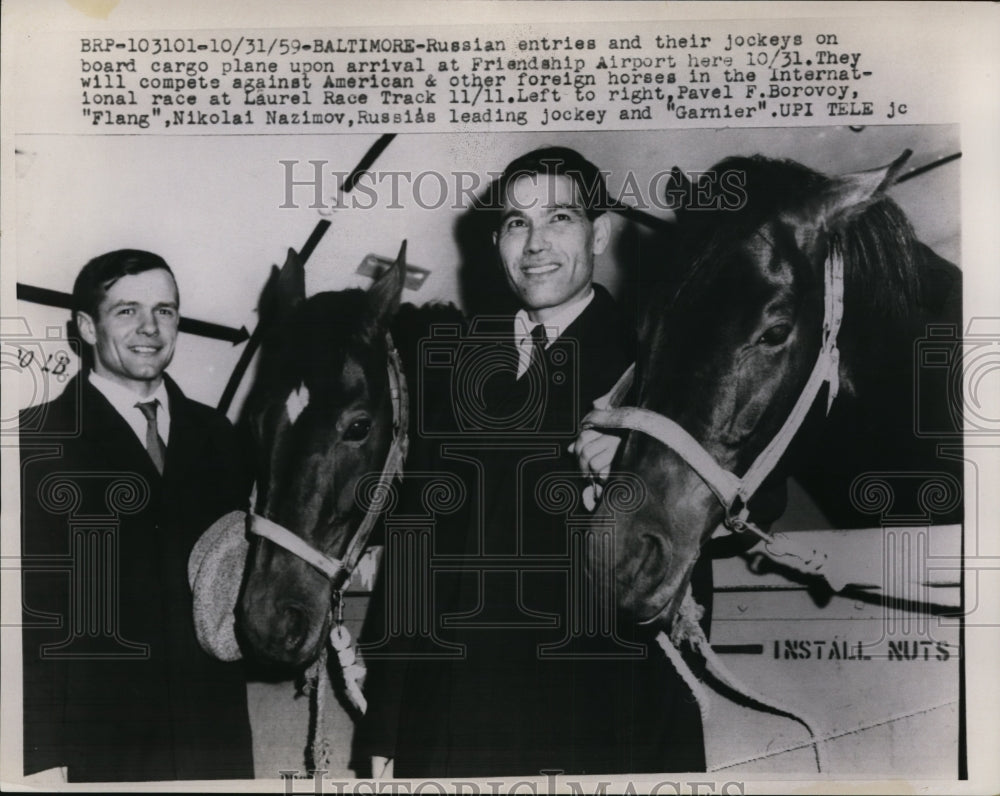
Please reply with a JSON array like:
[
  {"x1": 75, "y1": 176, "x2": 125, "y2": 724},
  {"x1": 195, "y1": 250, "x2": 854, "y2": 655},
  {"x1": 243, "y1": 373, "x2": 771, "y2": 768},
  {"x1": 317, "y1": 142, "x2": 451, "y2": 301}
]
[
  {"x1": 361, "y1": 148, "x2": 707, "y2": 778},
  {"x1": 20, "y1": 250, "x2": 253, "y2": 782}
]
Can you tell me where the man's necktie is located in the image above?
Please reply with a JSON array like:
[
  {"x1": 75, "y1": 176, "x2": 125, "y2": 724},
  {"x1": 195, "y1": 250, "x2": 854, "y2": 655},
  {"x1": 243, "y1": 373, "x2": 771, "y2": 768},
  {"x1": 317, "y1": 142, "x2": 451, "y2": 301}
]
[
  {"x1": 136, "y1": 400, "x2": 166, "y2": 474},
  {"x1": 524, "y1": 323, "x2": 548, "y2": 378}
]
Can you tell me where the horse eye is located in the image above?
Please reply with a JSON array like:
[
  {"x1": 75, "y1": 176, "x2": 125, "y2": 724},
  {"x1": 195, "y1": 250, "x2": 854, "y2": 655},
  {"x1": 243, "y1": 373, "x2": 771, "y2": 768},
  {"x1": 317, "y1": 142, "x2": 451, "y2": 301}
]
[
  {"x1": 758, "y1": 323, "x2": 792, "y2": 346},
  {"x1": 342, "y1": 417, "x2": 372, "y2": 442}
]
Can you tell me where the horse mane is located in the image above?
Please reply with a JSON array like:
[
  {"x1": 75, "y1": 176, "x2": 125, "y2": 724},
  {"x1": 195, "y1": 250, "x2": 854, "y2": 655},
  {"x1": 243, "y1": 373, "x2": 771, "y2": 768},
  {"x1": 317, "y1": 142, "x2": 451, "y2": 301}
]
[{"x1": 667, "y1": 155, "x2": 925, "y2": 343}]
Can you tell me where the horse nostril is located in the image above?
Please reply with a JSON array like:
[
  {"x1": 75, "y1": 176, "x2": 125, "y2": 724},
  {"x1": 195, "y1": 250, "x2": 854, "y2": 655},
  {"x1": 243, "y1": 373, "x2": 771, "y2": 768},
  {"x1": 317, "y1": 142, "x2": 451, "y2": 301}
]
[
  {"x1": 277, "y1": 602, "x2": 309, "y2": 653},
  {"x1": 638, "y1": 533, "x2": 666, "y2": 579}
]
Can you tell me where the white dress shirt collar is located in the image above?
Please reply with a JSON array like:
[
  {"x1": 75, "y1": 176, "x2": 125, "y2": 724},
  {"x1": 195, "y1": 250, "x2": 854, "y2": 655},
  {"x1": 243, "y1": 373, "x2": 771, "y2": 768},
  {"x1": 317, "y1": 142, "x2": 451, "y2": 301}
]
[
  {"x1": 88, "y1": 371, "x2": 171, "y2": 447},
  {"x1": 513, "y1": 287, "x2": 595, "y2": 378}
]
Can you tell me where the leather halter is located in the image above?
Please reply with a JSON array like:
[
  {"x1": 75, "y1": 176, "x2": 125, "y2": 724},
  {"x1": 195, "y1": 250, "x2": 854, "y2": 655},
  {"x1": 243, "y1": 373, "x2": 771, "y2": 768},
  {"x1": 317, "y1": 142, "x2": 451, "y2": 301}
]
[
  {"x1": 247, "y1": 333, "x2": 409, "y2": 593},
  {"x1": 582, "y1": 248, "x2": 845, "y2": 530}
]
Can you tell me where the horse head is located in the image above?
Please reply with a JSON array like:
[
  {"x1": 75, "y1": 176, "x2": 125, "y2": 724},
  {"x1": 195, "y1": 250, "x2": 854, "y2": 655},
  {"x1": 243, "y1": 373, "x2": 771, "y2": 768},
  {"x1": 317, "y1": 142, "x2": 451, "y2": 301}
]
[
  {"x1": 237, "y1": 243, "x2": 407, "y2": 667},
  {"x1": 602, "y1": 151, "x2": 919, "y2": 627}
]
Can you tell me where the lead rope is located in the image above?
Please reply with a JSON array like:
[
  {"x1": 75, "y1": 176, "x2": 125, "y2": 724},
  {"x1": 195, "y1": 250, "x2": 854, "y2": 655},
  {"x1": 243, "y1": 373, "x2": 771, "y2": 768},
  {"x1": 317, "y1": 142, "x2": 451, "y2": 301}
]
[
  {"x1": 307, "y1": 647, "x2": 335, "y2": 771},
  {"x1": 657, "y1": 586, "x2": 828, "y2": 773},
  {"x1": 307, "y1": 594, "x2": 369, "y2": 773}
]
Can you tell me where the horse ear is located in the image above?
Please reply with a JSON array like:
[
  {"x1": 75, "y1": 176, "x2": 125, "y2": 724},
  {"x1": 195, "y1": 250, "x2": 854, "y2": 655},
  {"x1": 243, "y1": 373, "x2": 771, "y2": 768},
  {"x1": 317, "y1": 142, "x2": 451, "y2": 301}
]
[
  {"x1": 259, "y1": 247, "x2": 305, "y2": 321},
  {"x1": 814, "y1": 149, "x2": 912, "y2": 229},
  {"x1": 276, "y1": 247, "x2": 306, "y2": 307},
  {"x1": 367, "y1": 239, "x2": 406, "y2": 329},
  {"x1": 663, "y1": 166, "x2": 692, "y2": 211}
]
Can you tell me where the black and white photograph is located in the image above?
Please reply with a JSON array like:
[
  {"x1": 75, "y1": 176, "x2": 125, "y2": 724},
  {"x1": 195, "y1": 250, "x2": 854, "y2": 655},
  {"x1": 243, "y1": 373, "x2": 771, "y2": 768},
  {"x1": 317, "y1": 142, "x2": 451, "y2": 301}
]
[{"x1": 2, "y1": 3, "x2": 998, "y2": 793}]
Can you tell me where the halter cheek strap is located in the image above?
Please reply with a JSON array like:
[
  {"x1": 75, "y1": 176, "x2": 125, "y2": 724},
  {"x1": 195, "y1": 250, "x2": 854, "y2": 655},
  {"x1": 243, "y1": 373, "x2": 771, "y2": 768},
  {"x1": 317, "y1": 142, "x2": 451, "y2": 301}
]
[{"x1": 736, "y1": 247, "x2": 844, "y2": 510}]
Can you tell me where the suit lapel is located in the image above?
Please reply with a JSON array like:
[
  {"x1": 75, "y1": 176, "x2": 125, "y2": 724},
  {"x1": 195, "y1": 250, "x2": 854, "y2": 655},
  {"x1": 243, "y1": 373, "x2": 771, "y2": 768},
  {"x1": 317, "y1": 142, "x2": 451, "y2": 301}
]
[
  {"x1": 161, "y1": 375, "x2": 198, "y2": 487},
  {"x1": 558, "y1": 287, "x2": 603, "y2": 355},
  {"x1": 559, "y1": 285, "x2": 633, "y2": 401},
  {"x1": 80, "y1": 377, "x2": 163, "y2": 483}
]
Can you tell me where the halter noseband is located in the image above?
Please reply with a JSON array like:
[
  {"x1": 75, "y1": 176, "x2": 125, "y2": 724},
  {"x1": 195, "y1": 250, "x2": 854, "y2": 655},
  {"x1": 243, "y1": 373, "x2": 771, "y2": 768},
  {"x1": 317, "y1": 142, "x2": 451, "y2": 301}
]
[
  {"x1": 247, "y1": 333, "x2": 409, "y2": 593},
  {"x1": 582, "y1": 248, "x2": 845, "y2": 531}
]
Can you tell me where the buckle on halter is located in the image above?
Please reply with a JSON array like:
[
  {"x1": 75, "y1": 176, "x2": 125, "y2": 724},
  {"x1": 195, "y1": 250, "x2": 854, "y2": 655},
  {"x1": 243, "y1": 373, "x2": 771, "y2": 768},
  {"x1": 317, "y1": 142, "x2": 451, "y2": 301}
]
[
  {"x1": 725, "y1": 514, "x2": 750, "y2": 534},
  {"x1": 330, "y1": 587, "x2": 345, "y2": 626},
  {"x1": 724, "y1": 496, "x2": 750, "y2": 533}
]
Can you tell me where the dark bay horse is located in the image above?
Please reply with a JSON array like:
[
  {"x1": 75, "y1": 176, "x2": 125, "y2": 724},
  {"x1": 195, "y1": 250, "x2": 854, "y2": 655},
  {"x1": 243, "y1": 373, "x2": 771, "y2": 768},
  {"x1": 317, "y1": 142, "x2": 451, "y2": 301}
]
[
  {"x1": 236, "y1": 244, "x2": 460, "y2": 668},
  {"x1": 592, "y1": 152, "x2": 962, "y2": 626}
]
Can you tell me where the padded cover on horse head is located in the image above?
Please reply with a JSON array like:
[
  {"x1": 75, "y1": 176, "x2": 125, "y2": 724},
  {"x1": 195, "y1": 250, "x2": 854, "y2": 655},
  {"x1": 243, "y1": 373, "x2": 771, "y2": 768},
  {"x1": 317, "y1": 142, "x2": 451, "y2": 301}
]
[{"x1": 188, "y1": 510, "x2": 249, "y2": 662}]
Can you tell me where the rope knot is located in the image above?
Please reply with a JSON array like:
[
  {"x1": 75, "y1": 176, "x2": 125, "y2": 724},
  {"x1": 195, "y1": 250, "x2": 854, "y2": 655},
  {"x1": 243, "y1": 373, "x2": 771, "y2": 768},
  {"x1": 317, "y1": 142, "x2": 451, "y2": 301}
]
[{"x1": 669, "y1": 589, "x2": 707, "y2": 648}]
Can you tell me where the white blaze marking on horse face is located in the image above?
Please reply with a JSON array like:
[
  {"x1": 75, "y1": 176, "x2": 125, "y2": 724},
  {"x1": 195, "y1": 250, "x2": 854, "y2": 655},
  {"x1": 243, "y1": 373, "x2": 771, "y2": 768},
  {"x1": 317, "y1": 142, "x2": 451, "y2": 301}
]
[{"x1": 285, "y1": 382, "x2": 310, "y2": 424}]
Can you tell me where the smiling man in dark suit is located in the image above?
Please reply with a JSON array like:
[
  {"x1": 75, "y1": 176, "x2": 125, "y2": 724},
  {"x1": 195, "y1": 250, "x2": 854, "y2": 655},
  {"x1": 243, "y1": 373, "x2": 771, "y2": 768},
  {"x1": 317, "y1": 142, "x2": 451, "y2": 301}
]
[
  {"x1": 361, "y1": 148, "x2": 706, "y2": 778},
  {"x1": 20, "y1": 250, "x2": 253, "y2": 782}
]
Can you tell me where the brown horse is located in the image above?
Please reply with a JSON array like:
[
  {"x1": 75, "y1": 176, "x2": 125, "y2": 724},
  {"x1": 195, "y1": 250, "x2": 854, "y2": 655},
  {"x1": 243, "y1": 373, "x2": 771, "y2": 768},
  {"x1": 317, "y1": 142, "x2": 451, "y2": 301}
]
[
  {"x1": 590, "y1": 152, "x2": 962, "y2": 626},
  {"x1": 235, "y1": 246, "x2": 409, "y2": 668},
  {"x1": 234, "y1": 244, "x2": 463, "y2": 670}
]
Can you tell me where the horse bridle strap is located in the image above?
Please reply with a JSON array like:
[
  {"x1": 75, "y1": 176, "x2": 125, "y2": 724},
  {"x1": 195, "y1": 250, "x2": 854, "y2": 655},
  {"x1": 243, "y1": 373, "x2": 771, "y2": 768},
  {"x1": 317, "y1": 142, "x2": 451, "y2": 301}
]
[
  {"x1": 587, "y1": 397, "x2": 744, "y2": 510},
  {"x1": 582, "y1": 248, "x2": 845, "y2": 526},
  {"x1": 247, "y1": 334, "x2": 409, "y2": 592},
  {"x1": 250, "y1": 513, "x2": 344, "y2": 580},
  {"x1": 336, "y1": 342, "x2": 409, "y2": 588}
]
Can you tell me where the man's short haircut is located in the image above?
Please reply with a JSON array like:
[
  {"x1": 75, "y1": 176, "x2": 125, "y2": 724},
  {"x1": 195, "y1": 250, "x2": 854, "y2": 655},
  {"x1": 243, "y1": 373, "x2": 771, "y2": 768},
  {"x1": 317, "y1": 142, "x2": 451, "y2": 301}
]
[
  {"x1": 492, "y1": 146, "x2": 612, "y2": 226},
  {"x1": 72, "y1": 249, "x2": 176, "y2": 318}
]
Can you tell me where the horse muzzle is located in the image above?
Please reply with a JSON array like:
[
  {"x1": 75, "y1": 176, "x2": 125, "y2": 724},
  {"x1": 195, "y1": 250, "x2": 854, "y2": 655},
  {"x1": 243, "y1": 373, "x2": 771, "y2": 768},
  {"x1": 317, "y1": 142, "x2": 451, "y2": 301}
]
[
  {"x1": 189, "y1": 509, "x2": 334, "y2": 668},
  {"x1": 237, "y1": 528, "x2": 337, "y2": 669},
  {"x1": 237, "y1": 592, "x2": 332, "y2": 668}
]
